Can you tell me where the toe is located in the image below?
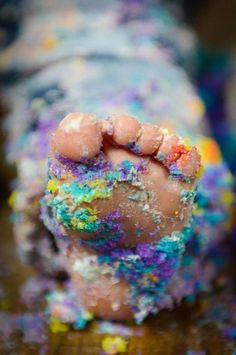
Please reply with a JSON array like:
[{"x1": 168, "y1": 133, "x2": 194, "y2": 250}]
[
  {"x1": 176, "y1": 147, "x2": 201, "y2": 180},
  {"x1": 108, "y1": 115, "x2": 141, "y2": 146},
  {"x1": 137, "y1": 124, "x2": 163, "y2": 155},
  {"x1": 52, "y1": 112, "x2": 102, "y2": 161},
  {"x1": 155, "y1": 132, "x2": 201, "y2": 181},
  {"x1": 155, "y1": 134, "x2": 184, "y2": 163}
]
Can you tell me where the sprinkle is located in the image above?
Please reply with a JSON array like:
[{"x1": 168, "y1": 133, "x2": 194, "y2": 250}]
[
  {"x1": 49, "y1": 317, "x2": 70, "y2": 333},
  {"x1": 128, "y1": 193, "x2": 142, "y2": 201},
  {"x1": 47, "y1": 180, "x2": 58, "y2": 193},
  {"x1": 160, "y1": 127, "x2": 169, "y2": 135},
  {"x1": 101, "y1": 336, "x2": 128, "y2": 354}
]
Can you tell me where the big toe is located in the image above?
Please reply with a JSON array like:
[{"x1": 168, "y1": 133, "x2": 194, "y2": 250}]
[{"x1": 52, "y1": 112, "x2": 103, "y2": 161}]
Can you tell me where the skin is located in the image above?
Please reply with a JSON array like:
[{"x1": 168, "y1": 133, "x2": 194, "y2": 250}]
[
  {"x1": 52, "y1": 112, "x2": 103, "y2": 161},
  {"x1": 67, "y1": 244, "x2": 133, "y2": 321},
  {"x1": 62, "y1": 146, "x2": 195, "y2": 246},
  {"x1": 50, "y1": 112, "x2": 201, "y2": 320}
]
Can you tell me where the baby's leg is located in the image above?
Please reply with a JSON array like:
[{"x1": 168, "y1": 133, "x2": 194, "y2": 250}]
[{"x1": 41, "y1": 112, "x2": 201, "y2": 321}]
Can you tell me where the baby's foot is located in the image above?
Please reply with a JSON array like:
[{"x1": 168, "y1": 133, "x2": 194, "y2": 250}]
[{"x1": 46, "y1": 112, "x2": 201, "y2": 249}]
